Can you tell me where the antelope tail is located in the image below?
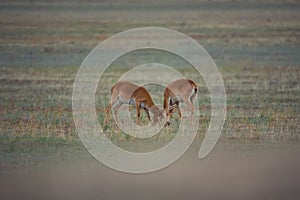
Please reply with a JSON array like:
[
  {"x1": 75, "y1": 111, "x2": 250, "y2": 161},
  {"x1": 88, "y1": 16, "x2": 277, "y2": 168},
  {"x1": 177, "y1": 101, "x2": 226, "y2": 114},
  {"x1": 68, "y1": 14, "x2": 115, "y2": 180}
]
[
  {"x1": 188, "y1": 79, "x2": 198, "y2": 93},
  {"x1": 194, "y1": 87, "x2": 198, "y2": 94}
]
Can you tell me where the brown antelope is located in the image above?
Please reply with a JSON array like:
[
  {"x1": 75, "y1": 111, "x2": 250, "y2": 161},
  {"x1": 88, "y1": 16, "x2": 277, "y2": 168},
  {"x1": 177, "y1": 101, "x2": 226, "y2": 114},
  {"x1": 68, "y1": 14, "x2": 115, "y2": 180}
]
[
  {"x1": 105, "y1": 81, "x2": 163, "y2": 125},
  {"x1": 163, "y1": 79, "x2": 198, "y2": 126}
]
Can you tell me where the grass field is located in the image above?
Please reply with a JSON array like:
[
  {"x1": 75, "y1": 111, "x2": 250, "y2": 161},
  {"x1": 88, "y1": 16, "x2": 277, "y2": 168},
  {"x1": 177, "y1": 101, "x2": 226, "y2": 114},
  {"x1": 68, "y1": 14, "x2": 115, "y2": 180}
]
[{"x1": 0, "y1": 0, "x2": 300, "y2": 199}]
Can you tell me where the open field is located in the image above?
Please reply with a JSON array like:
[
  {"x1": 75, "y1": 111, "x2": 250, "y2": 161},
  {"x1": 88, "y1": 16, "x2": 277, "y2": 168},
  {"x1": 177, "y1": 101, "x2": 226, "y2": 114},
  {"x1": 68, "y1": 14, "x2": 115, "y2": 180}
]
[{"x1": 0, "y1": 0, "x2": 300, "y2": 199}]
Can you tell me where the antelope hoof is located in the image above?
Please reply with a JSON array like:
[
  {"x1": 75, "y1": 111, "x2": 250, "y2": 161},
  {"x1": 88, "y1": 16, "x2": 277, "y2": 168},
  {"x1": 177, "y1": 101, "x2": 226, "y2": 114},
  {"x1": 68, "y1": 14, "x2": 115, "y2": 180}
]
[{"x1": 164, "y1": 121, "x2": 171, "y2": 127}]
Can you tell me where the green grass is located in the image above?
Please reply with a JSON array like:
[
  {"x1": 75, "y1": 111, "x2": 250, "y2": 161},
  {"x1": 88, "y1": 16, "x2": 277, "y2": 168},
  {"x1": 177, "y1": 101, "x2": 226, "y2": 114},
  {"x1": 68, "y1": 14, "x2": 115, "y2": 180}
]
[{"x1": 1, "y1": 64, "x2": 298, "y2": 145}]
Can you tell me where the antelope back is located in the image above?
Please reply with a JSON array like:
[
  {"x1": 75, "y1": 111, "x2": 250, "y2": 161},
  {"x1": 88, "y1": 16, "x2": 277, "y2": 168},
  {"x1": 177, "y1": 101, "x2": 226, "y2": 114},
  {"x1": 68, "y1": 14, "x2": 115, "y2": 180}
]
[
  {"x1": 111, "y1": 81, "x2": 139, "y2": 100},
  {"x1": 166, "y1": 79, "x2": 196, "y2": 98}
]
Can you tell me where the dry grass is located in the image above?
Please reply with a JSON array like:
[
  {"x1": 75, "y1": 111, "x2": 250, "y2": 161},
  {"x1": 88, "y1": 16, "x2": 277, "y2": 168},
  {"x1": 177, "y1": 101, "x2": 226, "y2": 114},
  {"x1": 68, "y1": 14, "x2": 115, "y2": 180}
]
[
  {"x1": 0, "y1": 0, "x2": 299, "y2": 166},
  {"x1": 1, "y1": 64, "x2": 299, "y2": 146}
]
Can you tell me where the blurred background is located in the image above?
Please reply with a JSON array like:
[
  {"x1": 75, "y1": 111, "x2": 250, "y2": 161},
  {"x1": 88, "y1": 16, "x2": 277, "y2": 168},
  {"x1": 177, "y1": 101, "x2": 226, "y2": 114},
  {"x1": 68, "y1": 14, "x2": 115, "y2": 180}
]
[{"x1": 0, "y1": 0, "x2": 299, "y2": 199}]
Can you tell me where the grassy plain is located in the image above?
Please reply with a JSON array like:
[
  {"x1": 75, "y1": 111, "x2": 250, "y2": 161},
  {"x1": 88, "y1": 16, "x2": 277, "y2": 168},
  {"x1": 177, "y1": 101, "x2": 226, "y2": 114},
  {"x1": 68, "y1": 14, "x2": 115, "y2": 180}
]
[{"x1": 0, "y1": 0, "x2": 300, "y2": 199}]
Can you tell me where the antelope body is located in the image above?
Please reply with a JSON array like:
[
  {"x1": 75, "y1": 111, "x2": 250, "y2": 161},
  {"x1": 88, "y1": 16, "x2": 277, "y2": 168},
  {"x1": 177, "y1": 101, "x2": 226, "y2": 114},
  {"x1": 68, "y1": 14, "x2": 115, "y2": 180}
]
[
  {"x1": 105, "y1": 81, "x2": 163, "y2": 125},
  {"x1": 163, "y1": 79, "x2": 197, "y2": 126}
]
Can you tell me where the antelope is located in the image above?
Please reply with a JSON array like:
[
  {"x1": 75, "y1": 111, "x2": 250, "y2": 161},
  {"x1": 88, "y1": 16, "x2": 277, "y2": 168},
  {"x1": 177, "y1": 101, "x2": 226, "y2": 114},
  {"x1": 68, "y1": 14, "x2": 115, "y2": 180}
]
[
  {"x1": 105, "y1": 81, "x2": 163, "y2": 126},
  {"x1": 163, "y1": 79, "x2": 198, "y2": 126}
]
